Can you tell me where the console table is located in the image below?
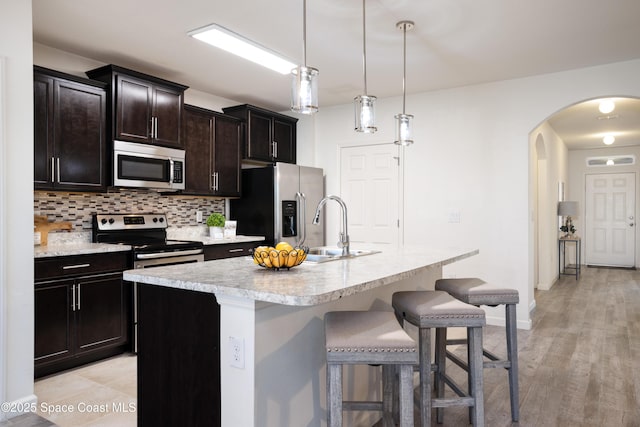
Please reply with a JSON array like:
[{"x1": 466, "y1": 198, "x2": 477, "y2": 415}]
[{"x1": 559, "y1": 237, "x2": 581, "y2": 280}]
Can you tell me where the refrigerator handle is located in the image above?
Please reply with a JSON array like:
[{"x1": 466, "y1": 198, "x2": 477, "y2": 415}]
[{"x1": 296, "y1": 192, "x2": 306, "y2": 247}]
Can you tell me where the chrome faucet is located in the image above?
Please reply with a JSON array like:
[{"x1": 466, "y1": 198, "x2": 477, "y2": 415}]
[{"x1": 312, "y1": 195, "x2": 350, "y2": 256}]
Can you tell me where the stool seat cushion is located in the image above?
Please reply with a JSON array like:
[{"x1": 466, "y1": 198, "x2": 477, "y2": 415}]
[
  {"x1": 392, "y1": 290, "x2": 485, "y2": 328},
  {"x1": 324, "y1": 311, "x2": 417, "y2": 364},
  {"x1": 435, "y1": 278, "x2": 519, "y2": 305}
]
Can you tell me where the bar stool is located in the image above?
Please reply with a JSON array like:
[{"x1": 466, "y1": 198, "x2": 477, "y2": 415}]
[
  {"x1": 435, "y1": 277, "x2": 520, "y2": 422},
  {"x1": 324, "y1": 311, "x2": 418, "y2": 427},
  {"x1": 392, "y1": 290, "x2": 486, "y2": 426}
]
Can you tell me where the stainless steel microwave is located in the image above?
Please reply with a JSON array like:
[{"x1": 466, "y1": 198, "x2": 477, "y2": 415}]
[{"x1": 113, "y1": 140, "x2": 185, "y2": 191}]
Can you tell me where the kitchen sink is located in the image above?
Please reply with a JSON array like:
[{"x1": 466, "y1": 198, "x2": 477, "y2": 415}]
[{"x1": 305, "y1": 247, "x2": 381, "y2": 263}]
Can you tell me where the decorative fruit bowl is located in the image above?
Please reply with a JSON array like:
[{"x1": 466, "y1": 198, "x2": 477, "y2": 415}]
[{"x1": 251, "y1": 244, "x2": 309, "y2": 270}]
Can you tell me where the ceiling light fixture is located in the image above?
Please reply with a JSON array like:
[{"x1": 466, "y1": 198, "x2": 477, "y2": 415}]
[
  {"x1": 598, "y1": 99, "x2": 615, "y2": 114},
  {"x1": 188, "y1": 23, "x2": 296, "y2": 75},
  {"x1": 354, "y1": 0, "x2": 376, "y2": 133},
  {"x1": 291, "y1": 0, "x2": 319, "y2": 114},
  {"x1": 394, "y1": 20, "x2": 414, "y2": 146},
  {"x1": 606, "y1": 159, "x2": 615, "y2": 166},
  {"x1": 603, "y1": 134, "x2": 615, "y2": 145}
]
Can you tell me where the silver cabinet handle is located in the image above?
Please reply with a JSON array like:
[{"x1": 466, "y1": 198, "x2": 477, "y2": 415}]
[
  {"x1": 56, "y1": 158, "x2": 61, "y2": 183},
  {"x1": 214, "y1": 172, "x2": 219, "y2": 191},
  {"x1": 272, "y1": 141, "x2": 278, "y2": 158},
  {"x1": 210, "y1": 173, "x2": 215, "y2": 190},
  {"x1": 228, "y1": 248, "x2": 244, "y2": 253},
  {"x1": 154, "y1": 117, "x2": 158, "y2": 139},
  {"x1": 150, "y1": 117, "x2": 155, "y2": 138},
  {"x1": 51, "y1": 157, "x2": 55, "y2": 183},
  {"x1": 77, "y1": 284, "x2": 81, "y2": 311},
  {"x1": 71, "y1": 284, "x2": 76, "y2": 311},
  {"x1": 62, "y1": 263, "x2": 91, "y2": 270}
]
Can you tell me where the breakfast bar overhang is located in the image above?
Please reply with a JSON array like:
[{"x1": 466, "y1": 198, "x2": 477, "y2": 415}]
[{"x1": 123, "y1": 245, "x2": 478, "y2": 426}]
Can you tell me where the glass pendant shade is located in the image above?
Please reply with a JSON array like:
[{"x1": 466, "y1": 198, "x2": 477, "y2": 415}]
[
  {"x1": 291, "y1": 65, "x2": 319, "y2": 114},
  {"x1": 354, "y1": 95, "x2": 377, "y2": 132},
  {"x1": 394, "y1": 113, "x2": 414, "y2": 146}
]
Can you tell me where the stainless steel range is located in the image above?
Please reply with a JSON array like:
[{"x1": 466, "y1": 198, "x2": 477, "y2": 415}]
[
  {"x1": 92, "y1": 213, "x2": 204, "y2": 267},
  {"x1": 92, "y1": 213, "x2": 204, "y2": 351}
]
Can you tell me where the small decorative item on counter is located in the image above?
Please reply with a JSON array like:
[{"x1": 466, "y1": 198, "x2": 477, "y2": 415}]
[
  {"x1": 252, "y1": 242, "x2": 309, "y2": 270},
  {"x1": 224, "y1": 220, "x2": 237, "y2": 239},
  {"x1": 34, "y1": 226, "x2": 41, "y2": 246},
  {"x1": 206, "y1": 212, "x2": 225, "y2": 239}
]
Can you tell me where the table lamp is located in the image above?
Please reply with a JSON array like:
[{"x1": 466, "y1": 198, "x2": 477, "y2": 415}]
[{"x1": 558, "y1": 201, "x2": 578, "y2": 237}]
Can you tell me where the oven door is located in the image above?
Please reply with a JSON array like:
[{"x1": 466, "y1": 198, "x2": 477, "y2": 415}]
[
  {"x1": 133, "y1": 249, "x2": 204, "y2": 268},
  {"x1": 132, "y1": 249, "x2": 203, "y2": 353}
]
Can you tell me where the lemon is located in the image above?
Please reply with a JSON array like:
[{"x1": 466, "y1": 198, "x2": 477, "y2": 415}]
[{"x1": 275, "y1": 242, "x2": 293, "y2": 252}]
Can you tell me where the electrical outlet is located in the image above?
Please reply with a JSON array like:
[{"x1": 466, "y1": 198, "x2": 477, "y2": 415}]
[
  {"x1": 229, "y1": 336, "x2": 244, "y2": 369},
  {"x1": 196, "y1": 211, "x2": 203, "y2": 222}
]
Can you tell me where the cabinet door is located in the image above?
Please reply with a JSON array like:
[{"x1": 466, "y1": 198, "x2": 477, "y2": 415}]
[
  {"x1": 54, "y1": 79, "x2": 107, "y2": 190},
  {"x1": 34, "y1": 73, "x2": 54, "y2": 188},
  {"x1": 213, "y1": 115, "x2": 241, "y2": 197},
  {"x1": 153, "y1": 86, "x2": 183, "y2": 147},
  {"x1": 272, "y1": 118, "x2": 296, "y2": 164},
  {"x1": 116, "y1": 75, "x2": 153, "y2": 144},
  {"x1": 35, "y1": 280, "x2": 74, "y2": 364},
  {"x1": 75, "y1": 273, "x2": 128, "y2": 354},
  {"x1": 183, "y1": 107, "x2": 214, "y2": 194},
  {"x1": 246, "y1": 110, "x2": 273, "y2": 162}
]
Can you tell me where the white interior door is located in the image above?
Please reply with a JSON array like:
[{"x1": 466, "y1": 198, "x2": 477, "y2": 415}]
[
  {"x1": 585, "y1": 173, "x2": 636, "y2": 267},
  {"x1": 340, "y1": 144, "x2": 400, "y2": 246}
]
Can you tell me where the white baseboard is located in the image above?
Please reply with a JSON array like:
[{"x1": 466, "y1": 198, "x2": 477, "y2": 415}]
[{"x1": 0, "y1": 394, "x2": 38, "y2": 421}]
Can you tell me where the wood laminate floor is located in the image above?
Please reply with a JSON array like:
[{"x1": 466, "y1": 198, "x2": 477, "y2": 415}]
[
  {"x1": 3, "y1": 266, "x2": 638, "y2": 426},
  {"x1": 428, "y1": 266, "x2": 640, "y2": 426}
]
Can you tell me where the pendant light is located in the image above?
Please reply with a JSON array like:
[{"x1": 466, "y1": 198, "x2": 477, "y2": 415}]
[
  {"x1": 354, "y1": 0, "x2": 377, "y2": 133},
  {"x1": 394, "y1": 20, "x2": 414, "y2": 146},
  {"x1": 291, "y1": 0, "x2": 319, "y2": 114}
]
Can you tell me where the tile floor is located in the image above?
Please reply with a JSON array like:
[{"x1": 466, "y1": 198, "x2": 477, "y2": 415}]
[{"x1": 34, "y1": 354, "x2": 137, "y2": 427}]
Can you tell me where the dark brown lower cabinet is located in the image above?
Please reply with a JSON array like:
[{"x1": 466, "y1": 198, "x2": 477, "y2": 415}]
[
  {"x1": 137, "y1": 284, "x2": 220, "y2": 427},
  {"x1": 34, "y1": 252, "x2": 131, "y2": 378}
]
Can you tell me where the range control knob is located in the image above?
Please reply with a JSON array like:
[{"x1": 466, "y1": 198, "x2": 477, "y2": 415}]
[
  {"x1": 153, "y1": 217, "x2": 158, "y2": 223},
  {"x1": 100, "y1": 218, "x2": 107, "y2": 225},
  {"x1": 159, "y1": 217, "x2": 165, "y2": 223},
  {"x1": 109, "y1": 218, "x2": 115, "y2": 224}
]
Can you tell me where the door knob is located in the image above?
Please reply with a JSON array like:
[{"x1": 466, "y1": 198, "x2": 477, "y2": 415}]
[{"x1": 630, "y1": 223, "x2": 635, "y2": 227}]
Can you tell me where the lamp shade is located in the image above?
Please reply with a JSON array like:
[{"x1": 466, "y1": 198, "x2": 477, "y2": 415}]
[{"x1": 558, "y1": 201, "x2": 578, "y2": 216}]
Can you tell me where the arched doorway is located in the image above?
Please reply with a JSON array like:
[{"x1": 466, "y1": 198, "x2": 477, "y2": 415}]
[{"x1": 530, "y1": 96, "x2": 640, "y2": 291}]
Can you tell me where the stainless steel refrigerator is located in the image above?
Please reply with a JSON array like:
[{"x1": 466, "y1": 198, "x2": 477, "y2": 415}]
[{"x1": 230, "y1": 163, "x2": 325, "y2": 248}]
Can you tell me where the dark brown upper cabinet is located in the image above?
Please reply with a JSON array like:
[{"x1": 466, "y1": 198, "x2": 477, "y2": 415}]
[
  {"x1": 222, "y1": 104, "x2": 297, "y2": 164},
  {"x1": 183, "y1": 105, "x2": 242, "y2": 197},
  {"x1": 34, "y1": 66, "x2": 108, "y2": 192},
  {"x1": 86, "y1": 65, "x2": 188, "y2": 149}
]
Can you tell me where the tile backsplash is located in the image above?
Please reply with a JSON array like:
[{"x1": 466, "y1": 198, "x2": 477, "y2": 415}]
[{"x1": 34, "y1": 189, "x2": 225, "y2": 231}]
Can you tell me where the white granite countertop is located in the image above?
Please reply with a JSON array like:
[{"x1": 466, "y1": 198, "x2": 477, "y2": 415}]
[
  {"x1": 34, "y1": 242, "x2": 133, "y2": 258},
  {"x1": 123, "y1": 245, "x2": 478, "y2": 306}
]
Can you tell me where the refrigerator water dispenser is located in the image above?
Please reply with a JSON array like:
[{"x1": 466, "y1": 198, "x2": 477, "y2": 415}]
[{"x1": 282, "y1": 201, "x2": 297, "y2": 237}]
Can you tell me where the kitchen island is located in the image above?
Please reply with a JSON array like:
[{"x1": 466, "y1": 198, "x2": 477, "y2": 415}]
[{"x1": 124, "y1": 245, "x2": 478, "y2": 427}]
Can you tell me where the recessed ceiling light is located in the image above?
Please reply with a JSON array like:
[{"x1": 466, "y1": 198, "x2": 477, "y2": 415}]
[
  {"x1": 188, "y1": 23, "x2": 296, "y2": 75},
  {"x1": 603, "y1": 134, "x2": 615, "y2": 145},
  {"x1": 598, "y1": 100, "x2": 615, "y2": 114}
]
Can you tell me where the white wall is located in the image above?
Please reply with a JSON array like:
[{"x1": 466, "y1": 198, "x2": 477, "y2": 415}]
[
  {"x1": 529, "y1": 121, "x2": 569, "y2": 291},
  {"x1": 301, "y1": 58, "x2": 640, "y2": 329},
  {"x1": 0, "y1": 0, "x2": 36, "y2": 420},
  {"x1": 568, "y1": 145, "x2": 640, "y2": 267}
]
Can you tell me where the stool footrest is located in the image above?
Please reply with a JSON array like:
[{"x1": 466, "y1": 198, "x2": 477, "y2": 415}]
[
  {"x1": 343, "y1": 401, "x2": 383, "y2": 411},
  {"x1": 441, "y1": 373, "x2": 468, "y2": 398},
  {"x1": 446, "y1": 348, "x2": 510, "y2": 370},
  {"x1": 432, "y1": 396, "x2": 475, "y2": 408}
]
